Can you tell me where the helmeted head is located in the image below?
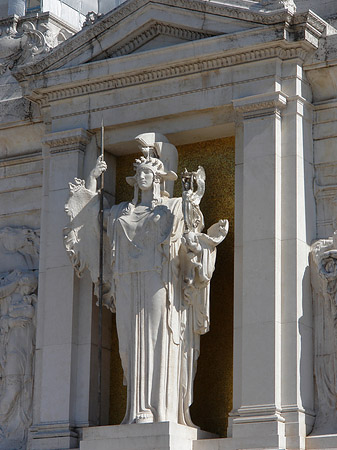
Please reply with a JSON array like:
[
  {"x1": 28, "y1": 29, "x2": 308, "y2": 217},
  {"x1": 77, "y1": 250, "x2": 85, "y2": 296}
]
[{"x1": 126, "y1": 155, "x2": 177, "y2": 205}]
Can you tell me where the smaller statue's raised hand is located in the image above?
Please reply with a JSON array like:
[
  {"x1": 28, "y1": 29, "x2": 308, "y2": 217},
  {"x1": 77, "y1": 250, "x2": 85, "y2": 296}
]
[
  {"x1": 91, "y1": 155, "x2": 107, "y2": 179},
  {"x1": 86, "y1": 155, "x2": 107, "y2": 193}
]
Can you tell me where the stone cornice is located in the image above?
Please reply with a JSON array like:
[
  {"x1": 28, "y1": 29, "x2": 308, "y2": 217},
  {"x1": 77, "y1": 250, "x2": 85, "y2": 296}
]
[
  {"x1": 43, "y1": 129, "x2": 92, "y2": 154},
  {"x1": 47, "y1": 74, "x2": 272, "y2": 122},
  {"x1": 12, "y1": 0, "x2": 326, "y2": 82},
  {"x1": 22, "y1": 24, "x2": 286, "y2": 89},
  {"x1": 33, "y1": 45, "x2": 307, "y2": 106},
  {"x1": 292, "y1": 10, "x2": 327, "y2": 34},
  {"x1": 233, "y1": 91, "x2": 288, "y2": 117}
]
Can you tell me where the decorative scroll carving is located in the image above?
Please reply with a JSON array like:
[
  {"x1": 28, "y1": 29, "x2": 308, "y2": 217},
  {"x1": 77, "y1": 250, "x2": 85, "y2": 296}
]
[
  {"x1": 64, "y1": 133, "x2": 228, "y2": 425},
  {"x1": 310, "y1": 230, "x2": 337, "y2": 434},
  {"x1": 0, "y1": 227, "x2": 39, "y2": 450},
  {"x1": 0, "y1": 17, "x2": 71, "y2": 74}
]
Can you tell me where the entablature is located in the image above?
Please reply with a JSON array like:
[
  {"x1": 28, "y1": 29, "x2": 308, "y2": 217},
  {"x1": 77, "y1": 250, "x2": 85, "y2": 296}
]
[{"x1": 11, "y1": 0, "x2": 327, "y2": 133}]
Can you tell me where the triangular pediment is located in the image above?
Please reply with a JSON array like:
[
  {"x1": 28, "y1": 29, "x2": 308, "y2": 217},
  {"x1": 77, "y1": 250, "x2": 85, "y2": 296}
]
[
  {"x1": 15, "y1": 0, "x2": 279, "y2": 75},
  {"x1": 91, "y1": 20, "x2": 219, "y2": 60}
]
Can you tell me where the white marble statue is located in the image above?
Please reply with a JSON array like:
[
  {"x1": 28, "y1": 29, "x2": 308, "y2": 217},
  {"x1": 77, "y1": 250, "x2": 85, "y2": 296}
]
[
  {"x1": 310, "y1": 231, "x2": 337, "y2": 434},
  {"x1": 64, "y1": 133, "x2": 228, "y2": 425}
]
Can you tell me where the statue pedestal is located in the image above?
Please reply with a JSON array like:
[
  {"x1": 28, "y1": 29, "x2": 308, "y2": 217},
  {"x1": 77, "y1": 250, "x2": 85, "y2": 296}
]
[{"x1": 80, "y1": 422, "x2": 215, "y2": 450}]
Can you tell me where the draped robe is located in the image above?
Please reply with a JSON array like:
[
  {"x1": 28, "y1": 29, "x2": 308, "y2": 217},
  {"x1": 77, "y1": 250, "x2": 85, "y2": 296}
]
[{"x1": 107, "y1": 197, "x2": 218, "y2": 425}]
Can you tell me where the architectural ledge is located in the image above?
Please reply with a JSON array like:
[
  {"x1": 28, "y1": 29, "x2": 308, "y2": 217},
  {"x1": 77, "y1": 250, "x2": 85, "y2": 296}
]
[
  {"x1": 43, "y1": 128, "x2": 93, "y2": 153},
  {"x1": 20, "y1": 44, "x2": 308, "y2": 106},
  {"x1": 233, "y1": 91, "x2": 288, "y2": 115}
]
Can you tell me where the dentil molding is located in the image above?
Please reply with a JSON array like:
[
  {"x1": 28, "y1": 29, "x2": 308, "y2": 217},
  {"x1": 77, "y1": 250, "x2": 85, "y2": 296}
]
[{"x1": 35, "y1": 45, "x2": 306, "y2": 107}]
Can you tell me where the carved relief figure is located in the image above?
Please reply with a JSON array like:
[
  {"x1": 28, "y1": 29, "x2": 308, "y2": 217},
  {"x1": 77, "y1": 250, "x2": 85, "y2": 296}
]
[
  {"x1": 64, "y1": 133, "x2": 228, "y2": 425},
  {"x1": 0, "y1": 227, "x2": 39, "y2": 449},
  {"x1": 0, "y1": 270, "x2": 37, "y2": 449},
  {"x1": 0, "y1": 227, "x2": 39, "y2": 269},
  {"x1": 310, "y1": 231, "x2": 337, "y2": 434}
]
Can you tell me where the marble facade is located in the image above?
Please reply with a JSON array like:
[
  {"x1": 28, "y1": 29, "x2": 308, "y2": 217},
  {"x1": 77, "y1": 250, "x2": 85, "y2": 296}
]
[{"x1": 0, "y1": 0, "x2": 337, "y2": 449}]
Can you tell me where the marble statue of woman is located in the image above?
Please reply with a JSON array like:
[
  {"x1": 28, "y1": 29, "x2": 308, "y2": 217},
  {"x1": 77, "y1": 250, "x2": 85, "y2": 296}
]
[{"x1": 64, "y1": 132, "x2": 228, "y2": 426}]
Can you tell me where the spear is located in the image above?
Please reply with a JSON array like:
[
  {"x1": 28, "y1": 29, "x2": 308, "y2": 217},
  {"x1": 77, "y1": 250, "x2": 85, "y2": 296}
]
[{"x1": 97, "y1": 119, "x2": 104, "y2": 425}]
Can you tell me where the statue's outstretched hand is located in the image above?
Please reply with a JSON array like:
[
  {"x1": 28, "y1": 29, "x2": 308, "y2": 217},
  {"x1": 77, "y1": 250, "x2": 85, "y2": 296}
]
[
  {"x1": 91, "y1": 155, "x2": 107, "y2": 179},
  {"x1": 207, "y1": 219, "x2": 229, "y2": 239}
]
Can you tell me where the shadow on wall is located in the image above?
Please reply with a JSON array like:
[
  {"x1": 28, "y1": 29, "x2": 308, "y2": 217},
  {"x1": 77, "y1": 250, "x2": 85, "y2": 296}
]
[{"x1": 299, "y1": 265, "x2": 314, "y2": 435}]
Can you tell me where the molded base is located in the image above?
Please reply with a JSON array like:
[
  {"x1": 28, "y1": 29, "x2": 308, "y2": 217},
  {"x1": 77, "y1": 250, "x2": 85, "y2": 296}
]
[{"x1": 80, "y1": 422, "x2": 215, "y2": 450}]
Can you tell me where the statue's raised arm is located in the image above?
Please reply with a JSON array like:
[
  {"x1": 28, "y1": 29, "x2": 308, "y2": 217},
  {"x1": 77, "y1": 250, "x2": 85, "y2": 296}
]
[
  {"x1": 63, "y1": 155, "x2": 114, "y2": 311},
  {"x1": 64, "y1": 132, "x2": 229, "y2": 426}
]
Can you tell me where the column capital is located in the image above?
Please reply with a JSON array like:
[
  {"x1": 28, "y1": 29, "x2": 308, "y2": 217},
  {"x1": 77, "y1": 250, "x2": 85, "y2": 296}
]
[
  {"x1": 43, "y1": 128, "x2": 93, "y2": 154},
  {"x1": 233, "y1": 91, "x2": 288, "y2": 119}
]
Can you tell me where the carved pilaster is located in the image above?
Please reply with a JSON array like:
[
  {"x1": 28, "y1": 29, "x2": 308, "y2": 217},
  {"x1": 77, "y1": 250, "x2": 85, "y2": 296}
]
[
  {"x1": 232, "y1": 88, "x2": 315, "y2": 450},
  {"x1": 230, "y1": 91, "x2": 287, "y2": 448},
  {"x1": 30, "y1": 128, "x2": 95, "y2": 450}
]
